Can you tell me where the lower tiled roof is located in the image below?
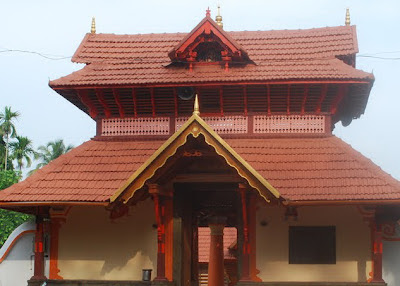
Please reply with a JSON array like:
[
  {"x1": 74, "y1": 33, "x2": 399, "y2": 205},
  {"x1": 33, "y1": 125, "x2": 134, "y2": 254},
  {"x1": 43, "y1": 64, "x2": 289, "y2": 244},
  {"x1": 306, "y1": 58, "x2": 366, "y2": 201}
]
[
  {"x1": 198, "y1": 227, "x2": 237, "y2": 263},
  {"x1": 1, "y1": 136, "x2": 399, "y2": 203},
  {"x1": 51, "y1": 58, "x2": 372, "y2": 87}
]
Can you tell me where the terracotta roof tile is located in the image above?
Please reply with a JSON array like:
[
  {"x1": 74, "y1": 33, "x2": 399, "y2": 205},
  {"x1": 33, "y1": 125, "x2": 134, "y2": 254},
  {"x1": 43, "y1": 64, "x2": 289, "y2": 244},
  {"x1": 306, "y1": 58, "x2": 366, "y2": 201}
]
[
  {"x1": 1, "y1": 136, "x2": 399, "y2": 203},
  {"x1": 50, "y1": 26, "x2": 372, "y2": 87},
  {"x1": 198, "y1": 227, "x2": 237, "y2": 263}
]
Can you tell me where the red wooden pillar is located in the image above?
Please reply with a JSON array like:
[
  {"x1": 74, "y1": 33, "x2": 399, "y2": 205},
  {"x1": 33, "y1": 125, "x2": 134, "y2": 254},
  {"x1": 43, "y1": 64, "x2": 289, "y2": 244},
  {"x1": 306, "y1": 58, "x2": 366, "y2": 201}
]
[
  {"x1": 49, "y1": 217, "x2": 64, "y2": 279},
  {"x1": 371, "y1": 221, "x2": 385, "y2": 283},
  {"x1": 149, "y1": 184, "x2": 168, "y2": 281},
  {"x1": 239, "y1": 183, "x2": 251, "y2": 281},
  {"x1": 208, "y1": 217, "x2": 226, "y2": 286},
  {"x1": 31, "y1": 209, "x2": 47, "y2": 280}
]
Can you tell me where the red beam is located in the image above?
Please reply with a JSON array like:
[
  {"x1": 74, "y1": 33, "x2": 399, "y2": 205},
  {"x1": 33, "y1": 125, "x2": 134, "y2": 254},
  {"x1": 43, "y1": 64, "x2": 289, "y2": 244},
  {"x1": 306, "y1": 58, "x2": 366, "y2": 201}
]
[
  {"x1": 173, "y1": 87, "x2": 178, "y2": 117},
  {"x1": 243, "y1": 86, "x2": 248, "y2": 116},
  {"x1": 330, "y1": 84, "x2": 349, "y2": 114},
  {"x1": 54, "y1": 80, "x2": 372, "y2": 91},
  {"x1": 77, "y1": 89, "x2": 98, "y2": 119},
  {"x1": 95, "y1": 89, "x2": 111, "y2": 118},
  {"x1": 151, "y1": 88, "x2": 156, "y2": 117},
  {"x1": 219, "y1": 86, "x2": 224, "y2": 116},
  {"x1": 316, "y1": 84, "x2": 328, "y2": 114},
  {"x1": 132, "y1": 88, "x2": 137, "y2": 117},
  {"x1": 112, "y1": 89, "x2": 125, "y2": 118},
  {"x1": 301, "y1": 84, "x2": 309, "y2": 115},
  {"x1": 267, "y1": 85, "x2": 271, "y2": 115},
  {"x1": 239, "y1": 184, "x2": 251, "y2": 281},
  {"x1": 287, "y1": 84, "x2": 291, "y2": 115}
]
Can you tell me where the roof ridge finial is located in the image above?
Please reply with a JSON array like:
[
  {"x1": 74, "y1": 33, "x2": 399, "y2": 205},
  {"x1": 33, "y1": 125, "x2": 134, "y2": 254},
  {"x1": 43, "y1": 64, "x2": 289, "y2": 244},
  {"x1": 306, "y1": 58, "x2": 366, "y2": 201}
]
[
  {"x1": 91, "y1": 17, "x2": 96, "y2": 34},
  {"x1": 193, "y1": 94, "x2": 200, "y2": 116},
  {"x1": 206, "y1": 7, "x2": 211, "y2": 18},
  {"x1": 215, "y1": 5, "x2": 223, "y2": 29},
  {"x1": 345, "y1": 8, "x2": 350, "y2": 26}
]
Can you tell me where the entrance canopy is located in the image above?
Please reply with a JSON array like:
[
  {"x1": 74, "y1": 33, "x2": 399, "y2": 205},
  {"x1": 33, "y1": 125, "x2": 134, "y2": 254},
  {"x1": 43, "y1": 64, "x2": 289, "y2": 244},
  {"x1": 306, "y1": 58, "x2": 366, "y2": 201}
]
[{"x1": 110, "y1": 100, "x2": 280, "y2": 204}]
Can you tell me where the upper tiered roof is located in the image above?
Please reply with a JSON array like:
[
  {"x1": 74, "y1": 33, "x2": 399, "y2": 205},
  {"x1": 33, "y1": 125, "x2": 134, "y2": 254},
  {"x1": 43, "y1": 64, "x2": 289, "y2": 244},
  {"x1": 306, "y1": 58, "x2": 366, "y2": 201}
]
[{"x1": 50, "y1": 24, "x2": 372, "y2": 87}]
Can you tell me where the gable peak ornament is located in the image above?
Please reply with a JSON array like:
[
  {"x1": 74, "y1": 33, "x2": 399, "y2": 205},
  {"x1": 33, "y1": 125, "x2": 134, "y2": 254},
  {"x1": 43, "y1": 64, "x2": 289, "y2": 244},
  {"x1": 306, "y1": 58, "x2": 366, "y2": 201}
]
[{"x1": 206, "y1": 7, "x2": 211, "y2": 17}]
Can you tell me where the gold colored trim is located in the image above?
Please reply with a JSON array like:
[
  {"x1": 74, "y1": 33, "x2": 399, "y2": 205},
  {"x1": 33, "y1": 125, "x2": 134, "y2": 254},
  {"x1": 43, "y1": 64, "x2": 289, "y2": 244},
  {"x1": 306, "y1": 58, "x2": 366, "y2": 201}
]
[{"x1": 110, "y1": 114, "x2": 280, "y2": 204}]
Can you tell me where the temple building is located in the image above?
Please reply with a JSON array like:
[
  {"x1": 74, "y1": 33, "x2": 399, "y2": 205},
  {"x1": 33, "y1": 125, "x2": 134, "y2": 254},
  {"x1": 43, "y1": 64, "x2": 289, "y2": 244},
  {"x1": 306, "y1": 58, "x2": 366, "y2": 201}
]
[{"x1": 1, "y1": 8, "x2": 400, "y2": 286}]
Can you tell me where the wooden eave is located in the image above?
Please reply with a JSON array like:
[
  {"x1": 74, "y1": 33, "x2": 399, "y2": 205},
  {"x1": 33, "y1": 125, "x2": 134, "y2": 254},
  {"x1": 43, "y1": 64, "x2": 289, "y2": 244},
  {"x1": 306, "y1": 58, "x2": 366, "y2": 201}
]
[{"x1": 110, "y1": 112, "x2": 280, "y2": 204}]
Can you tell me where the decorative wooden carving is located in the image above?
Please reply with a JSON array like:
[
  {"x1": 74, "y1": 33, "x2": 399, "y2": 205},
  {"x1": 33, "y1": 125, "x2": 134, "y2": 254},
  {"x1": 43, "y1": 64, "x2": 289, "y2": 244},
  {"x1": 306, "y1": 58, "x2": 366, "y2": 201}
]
[
  {"x1": 102, "y1": 117, "x2": 170, "y2": 136},
  {"x1": 176, "y1": 116, "x2": 248, "y2": 134},
  {"x1": 253, "y1": 115, "x2": 325, "y2": 134}
]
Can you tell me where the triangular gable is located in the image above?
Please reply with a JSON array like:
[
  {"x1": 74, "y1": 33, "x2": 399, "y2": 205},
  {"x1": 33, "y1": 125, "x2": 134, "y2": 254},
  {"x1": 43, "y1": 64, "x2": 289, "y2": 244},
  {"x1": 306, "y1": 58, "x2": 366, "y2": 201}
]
[
  {"x1": 110, "y1": 109, "x2": 280, "y2": 204},
  {"x1": 168, "y1": 15, "x2": 249, "y2": 63}
]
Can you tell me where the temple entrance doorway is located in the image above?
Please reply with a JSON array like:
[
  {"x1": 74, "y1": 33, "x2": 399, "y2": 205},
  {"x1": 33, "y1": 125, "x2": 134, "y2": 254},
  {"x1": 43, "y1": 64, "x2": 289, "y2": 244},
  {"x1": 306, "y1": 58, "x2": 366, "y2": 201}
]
[{"x1": 173, "y1": 183, "x2": 241, "y2": 286}]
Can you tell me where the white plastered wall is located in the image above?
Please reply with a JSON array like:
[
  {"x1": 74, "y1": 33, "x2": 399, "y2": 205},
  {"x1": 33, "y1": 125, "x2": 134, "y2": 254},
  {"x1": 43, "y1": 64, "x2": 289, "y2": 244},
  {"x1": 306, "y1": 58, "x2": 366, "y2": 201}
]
[
  {"x1": 256, "y1": 205, "x2": 372, "y2": 282},
  {"x1": 58, "y1": 198, "x2": 157, "y2": 280}
]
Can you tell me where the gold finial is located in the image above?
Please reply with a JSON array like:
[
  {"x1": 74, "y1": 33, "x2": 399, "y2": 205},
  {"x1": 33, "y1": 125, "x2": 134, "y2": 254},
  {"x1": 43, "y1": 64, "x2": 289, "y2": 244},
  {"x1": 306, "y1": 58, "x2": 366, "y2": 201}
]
[
  {"x1": 345, "y1": 8, "x2": 350, "y2": 26},
  {"x1": 91, "y1": 17, "x2": 96, "y2": 34},
  {"x1": 215, "y1": 5, "x2": 223, "y2": 29},
  {"x1": 193, "y1": 94, "x2": 200, "y2": 115}
]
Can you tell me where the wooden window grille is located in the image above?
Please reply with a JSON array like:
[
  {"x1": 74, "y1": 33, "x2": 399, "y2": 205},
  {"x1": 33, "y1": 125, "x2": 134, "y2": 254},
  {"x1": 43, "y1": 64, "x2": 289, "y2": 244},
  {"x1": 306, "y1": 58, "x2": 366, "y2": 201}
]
[
  {"x1": 247, "y1": 85, "x2": 268, "y2": 113},
  {"x1": 254, "y1": 115, "x2": 325, "y2": 133},
  {"x1": 135, "y1": 88, "x2": 153, "y2": 116},
  {"x1": 289, "y1": 85, "x2": 304, "y2": 113},
  {"x1": 305, "y1": 85, "x2": 322, "y2": 113},
  {"x1": 154, "y1": 87, "x2": 175, "y2": 115},
  {"x1": 223, "y1": 86, "x2": 245, "y2": 114},
  {"x1": 175, "y1": 116, "x2": 248, "y2": 134},
  {"x1": 118, "y1": 88, "x2": 135, "y2": 117},
  {"x1": 200, "y1": 88, "x2": 221, "y2": 114},
  {"x1": 270, "y1": 85, "x2": 288, "y2": 113},
  {"x1": 101, "y1": 117, "x2": 170, "y2": 136}
]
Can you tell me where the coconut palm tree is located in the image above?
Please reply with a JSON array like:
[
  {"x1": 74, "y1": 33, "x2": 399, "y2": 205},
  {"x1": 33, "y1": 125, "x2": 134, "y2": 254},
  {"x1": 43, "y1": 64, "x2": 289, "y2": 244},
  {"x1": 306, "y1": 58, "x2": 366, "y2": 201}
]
[
  {"x1": 31, "y1": 139, "x2": 74, "y2": 173},
  {"x1": 0, "y1": 107, "x2": 20, "y2": 170},
  {"x1": 9, "y1": 136, "x2": 36, "y2": 171}
]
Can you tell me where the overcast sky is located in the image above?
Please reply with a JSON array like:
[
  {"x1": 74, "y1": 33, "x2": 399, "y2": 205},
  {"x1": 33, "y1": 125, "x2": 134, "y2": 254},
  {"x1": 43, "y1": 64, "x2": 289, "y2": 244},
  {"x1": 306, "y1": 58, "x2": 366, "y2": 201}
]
[{"x1": 1, "y1": 0, "x2": 399, "y2": 179}]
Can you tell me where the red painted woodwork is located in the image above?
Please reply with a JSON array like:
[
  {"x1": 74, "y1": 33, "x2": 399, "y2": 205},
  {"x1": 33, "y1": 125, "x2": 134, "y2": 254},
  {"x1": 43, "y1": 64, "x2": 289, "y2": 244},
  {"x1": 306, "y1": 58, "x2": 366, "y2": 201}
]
[
  {"x1": 243, "y1": 86, "x2": 248, "y2": 116},
  {"x1": 286, "y1": 85, "x2": 291, "y2": 115},
  {"x1": 169, "y1": 16, "x2": 248, "y2": 66},
  {"x1": 132, "y1": 89, "x2": 138, "y2": 117},
  {"x1": 112, "y1": 89, "x2": 125, "y2": 118},
  {"x1": 266, "y1": 85, "x2": 271, "y2": 115},
  {"x1": 208, "y1": 222, "x2": 225, "y2": 286},
  {"x1": 301, "y1": 84, "x2": 309, "y2": 115},
  {"x1": 371, "y1": 222, "x2": 385, "y2": 283},
  {"x1": 151, "y1": 189, "x2": 167, "y2": 281},
  {"x1": 49, "y1": 218, "x2": 64, "y2": 280},
  {"x1": 248, "y1": 193, "x2": 261, "y2": 281},
  {"x1": 219, "y1": 87, "x2": 224, "y2": 115},
  {"x1": 164, "y1": 197, "x2": 173, "y2": 281},
  {"x1": 239, "y1": 184, "x2": 251, "y2": 281},
  {"x1": 77, "y1": 89, "x2": 98, "y2": 119},
  {"x1": 31, "y1": 212, "x2": 47, "y2": 280},
  {"x1": 331, "y1": 84, "x2": 348, "y2": 114},
  {"x1": 316, "y1": 84, "x2": 328, "y2": 114},
  {"x1": 95, "y1": 89, "x2": 111, "y2": 118},
  {"x1": 151, "y1": 88, "x2": 156, "y2": 117}
]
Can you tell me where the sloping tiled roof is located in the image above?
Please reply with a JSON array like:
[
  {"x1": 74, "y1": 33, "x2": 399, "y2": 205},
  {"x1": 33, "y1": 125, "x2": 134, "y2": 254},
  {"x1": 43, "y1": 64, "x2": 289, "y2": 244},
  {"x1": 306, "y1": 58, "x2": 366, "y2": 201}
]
[
  {"x1": 1, "y1": 136, "x2": 400, "y2": 203},
  {"x1": 50, "y1": 25, "x2": 373, "y2": 87},
  {"x1": 198, "y1": 227, "x2": 237, "y2": 263}
]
